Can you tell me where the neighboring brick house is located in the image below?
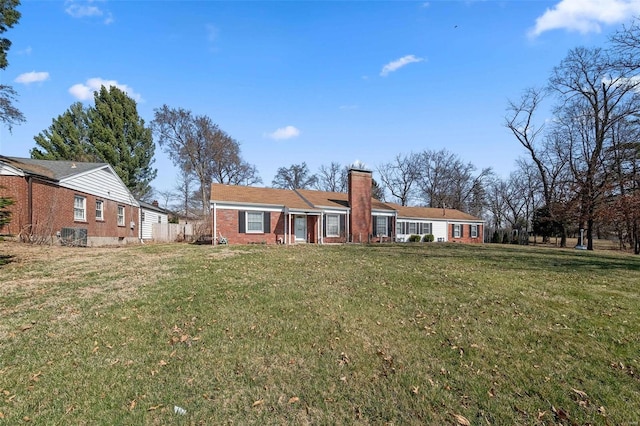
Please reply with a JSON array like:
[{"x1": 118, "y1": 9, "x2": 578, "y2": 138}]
[
  {"x1": 211, "y1": 168, "x2": 484, "y2": 245},
  {"x1": 0, "y1": 156, "x2": 140, "y2": 246}
]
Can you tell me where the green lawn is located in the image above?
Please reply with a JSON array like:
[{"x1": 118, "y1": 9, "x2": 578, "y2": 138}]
[{"x1": 0, "y1": 242, "x2": 638, "y2": 425}]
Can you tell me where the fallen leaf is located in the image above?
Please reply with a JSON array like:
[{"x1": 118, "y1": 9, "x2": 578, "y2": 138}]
[
  {"x1": 252, "y1": 399, "x2": 264, "y2": 407},
  {"x1": 158, "y1": 360, "x2": 168, "y2": 366},
  {"x1": 411, "y1": 386, "x2": 419, "y2": 394},
  {"x1": 147, "y1": 404, "x2": 163, "y2": 411},
  {"x1": 20, "y1": 324, "x2": 33, "y2": 332},
  {"x1": 129, "y1": 399, "x2": 137, "y2": 411},
  {"x1": 571, "y1": 388, "x2": 588, "y2": 398},
  {"x1": 288, "y1": 396, "x2": 300, "y2": 404},
  {"x1": 537, "y1": 410, "x2": 547, "y2": 420},
  {"x1": 598, "y1": 406, "x2": 606, "y2": 416},
  {"x1": 0, "y1": 412, "x2": 4, "y2": 419},
  {"x1": 92, "y1": 346, "x2": 99, "y2": 353},
  {"x1": 453, "y1": 413, "x2": 471, "y2": 425}
]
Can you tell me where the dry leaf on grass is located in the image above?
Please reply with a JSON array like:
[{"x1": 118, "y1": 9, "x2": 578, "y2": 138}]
[
  {"x1": 252, "y1": 399, "x2": 264, "y2": 407},
  {"x1": 453, "y1": 413, "x2": 470, "y2": 425},
  {"x1": 147, "y1": 404, "x2": 163, "y2": 411},
  {"x1": 128, "y1": 399, "x2": 136, "y2": 411},
  {"x1": 571, "y1": 388, "x2": 588, "y2": 398},
  {"x1": 288, "y1": 396, "x2": 300, "y2": 404}
]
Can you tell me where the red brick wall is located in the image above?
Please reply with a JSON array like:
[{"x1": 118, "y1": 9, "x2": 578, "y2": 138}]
[
  {"x1": 215, "y1": 208, "x2": 285, "y2": 245},
  {"x1": 0, "y1": 175, "x2": 139, "y2": 243},
  {"x1": 348, "y1": 170, "x2": 372, "y2": 243},
  {"x1": 448, "y1": 223, "x2": 484, "y2": 244}
]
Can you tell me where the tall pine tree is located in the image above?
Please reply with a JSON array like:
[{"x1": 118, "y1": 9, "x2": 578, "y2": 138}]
[{"x1": 31, "y1": 86, "x2": 157, "y2": 199}]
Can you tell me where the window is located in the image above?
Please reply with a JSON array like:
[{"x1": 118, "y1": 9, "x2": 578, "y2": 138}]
[
  {"x1": 158, "y1": 215, "x2": 162, "y2": 223},
  {"x1": 453, "y1": 224, "x2": 461, "y2": 238},
  {"x1": 471, "y1": 224, "x2": 478, "y2": 238},
  {"x1": 408, "y1": 222, "x2": 417, "y2": 234},
  {"x1": 246, "y1": 211, "x2": 264, "y2": 233},
  {"x1": 423, "y1": 223, "x2": 432, "y2": 235},
  {"x1": 74, "y1": 196, "x2": 86, "y2": 221},
  {"x1": 117, "y1": 206, "x2": 125, "y2": 226},
  {"x1": 326, "y1": 214, "x2": 340, "y2": 237},
  {"x1": 375, "y1": 216, "x2": 388, "y2": 237},
  {"x1": 141, "y1": 211, "x2": 146, "y2": 222},
  {"x1": 95, "y1": 200, "x2": 104, "y2": 221}
]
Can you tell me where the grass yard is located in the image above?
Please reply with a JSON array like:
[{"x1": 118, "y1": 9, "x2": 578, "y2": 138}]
[{"x1": 0, "y1": 241, "x2": 639, "y2": 425}]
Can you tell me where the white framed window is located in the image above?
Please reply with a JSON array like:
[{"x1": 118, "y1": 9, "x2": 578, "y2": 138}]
[
  {"x1": 471, "y1": 224, "x2": 478, "y2": 238},
  {"x1": 117, "y1": 206, "x2": 125, "y2": 226},
  {"x1": 326, "y1": 214, "x2": 340, "y2": 237},
  {"x1": 375, "y1": 216, "x2": 388, "y2": 237},
  {"x1": 246, "y1": 211, "x2": 264, "y2": 233},
  {"x1": 158, "y1": 215, "x2": 162, "y2": 223},
  {"x1": 453, "y1": 224, "x2": 461, "y2": 238},
  {"x1": 424, "y1": 223, "x2": 432, "y2": 235},
  {"x1": 95, "y1": 200, "x2": 104, "y2": 221},
  {"x1": 408, "y1": 222, "x2": 417, "y2": 234},
  {"x1": 74, "y1": 196, "x2": 86, "y2": 221}
]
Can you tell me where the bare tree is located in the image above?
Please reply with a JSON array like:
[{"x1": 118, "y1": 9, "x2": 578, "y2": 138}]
[
  {"x1": 549, "y1": 47, "x2": 640, "y2": 250},
  {"x1": 152, "y1": 105, "x2": 260, "y2": 213},
  {"x1": 416, "y1": 149, "x2": 491, "y2": 213},
  {"x1": 272, "y1": 162, "x2": 318, "y2": 189},
  {"x1": 316, "y1": 162, "x2": 348, "y2": 192},
  {"x1": 376, "y1": 153, "x2": 420, "y2": 206}
]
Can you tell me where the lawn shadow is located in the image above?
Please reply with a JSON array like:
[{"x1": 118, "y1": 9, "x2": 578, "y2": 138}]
[
  {"x1": 367, "y1": 243, "x2": 640, "y2": 273},
  {"x1": 0, "y1": 254, "x2": 15, "y2": 267}
]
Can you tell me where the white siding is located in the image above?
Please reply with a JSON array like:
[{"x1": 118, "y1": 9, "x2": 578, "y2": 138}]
[
  {"x1": 60, "y1": 167, "x2": 138, "y2": 206},
  {"x1": 432, "y1": 221, "x2": 449, "y2": 242},
  {"x1": 0, "y1": 163, "x2": 24, "y2": 176},
  {"x1": 140, "y1": 208, "x2": 168, "y2": 240}
]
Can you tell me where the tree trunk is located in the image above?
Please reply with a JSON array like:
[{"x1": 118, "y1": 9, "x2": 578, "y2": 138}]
[{"x1": 587, "y1": 218, "x2": 594, "y2": 251}]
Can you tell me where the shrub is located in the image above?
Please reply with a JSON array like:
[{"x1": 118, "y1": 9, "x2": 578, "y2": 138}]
[
  {"x1": 407, "y1": 234, "x2": 421, "y2": 242},
  {"x1": 423, "y1": 234, "x2": 434, "y2": 242}
]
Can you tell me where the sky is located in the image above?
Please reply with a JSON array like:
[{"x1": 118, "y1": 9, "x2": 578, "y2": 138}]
[{"x1": 2, "y1": 0, "x2": 639, "y2": 197}]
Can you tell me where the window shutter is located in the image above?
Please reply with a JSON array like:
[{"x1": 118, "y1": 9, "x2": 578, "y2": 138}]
[
  {"x1": 372, "y1": 216, "x2": 377, "y2": 234},
  {"x1": 264, "y1": 212, "x2": 271, "y2": 233},
  {"x1": 322, "y1": 215, "x2": 327, "y2": 237},
  {"x1": 451, "y1": 224, "x2": 455, "y2": 237},
  {"x1": 340, "y1": 214, "x2": 345, "y2": 236},
  {"x1": 460, "y1": 224, "x2": 464, "y2": 237},
  {"x1": 238, "y1": 211, "x2": 246, "y2": 233}
]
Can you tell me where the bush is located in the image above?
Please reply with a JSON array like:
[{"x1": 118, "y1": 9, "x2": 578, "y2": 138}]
[
  {"x1": 422, "y1": 234, "x2": 434, "y2": 242},
  {"x1": 407, "y1": 234, "x2": 421, "y2": 242}
]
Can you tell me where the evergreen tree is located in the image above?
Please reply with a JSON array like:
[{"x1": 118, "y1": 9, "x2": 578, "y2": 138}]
[
  {"x1": 90, "y1": 86, "x2": 156, "y2": 198},
  {"x1": 31, "y1": 102, "x2": 95, "y2": 161},
  {"x1": 0, "y1": 0, "x2": 25, "y2": 131},
  {"x1": 31, "y1": 86, "x2": 157, "y2": 199}
]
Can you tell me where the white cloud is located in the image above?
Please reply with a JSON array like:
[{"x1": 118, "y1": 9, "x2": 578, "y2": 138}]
[
  {"x1": 380, "y1": 55, "x2": 424, "y2": 77},
  {"x1": 266, "y1": 125, "x2": 300, "y2": 140},
  {"x1": 15, "y1": 71, "x2": 50, "y2": 84},
  {"x1": 65, "y1": 0, "x2": 114, "y2": 24},
  {"x1": 69, "y1": 78, "x2": 142, "y2": 102},
  {"x1": 529, "y1": 0, "x2": 640, "y2": 38}
]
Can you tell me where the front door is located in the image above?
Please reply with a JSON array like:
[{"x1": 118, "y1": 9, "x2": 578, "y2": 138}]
[{"x1": 294, "y1": 215, "x2": 307, "y2": 242}]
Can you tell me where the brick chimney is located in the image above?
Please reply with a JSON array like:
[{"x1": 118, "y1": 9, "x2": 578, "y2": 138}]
[
  {"x1": 348, "y1": 168, "x2": 372, "y2": 243},
  {"x1": 152, "y1": 200, "x2": 159, "y2": 207}
]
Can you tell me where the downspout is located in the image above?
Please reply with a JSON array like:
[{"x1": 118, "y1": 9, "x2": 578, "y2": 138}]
[
  {"x1": 320, "y1": 212, "x2": 324, "y2": 245},
  {"x1": 27, "y1": 176, "x2": 33, "y2": 229},
  {"x1": 212, "y1": 202, "x2": 217, "y2": 245}
]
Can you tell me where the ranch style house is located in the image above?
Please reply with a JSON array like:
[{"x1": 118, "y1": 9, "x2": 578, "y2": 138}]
[
  {"x1": 211, "y1": 168, "x2": 484, "y2": 245},
  {"x1": 0, "y1": 156, "x2": 141, "y2": 246}
]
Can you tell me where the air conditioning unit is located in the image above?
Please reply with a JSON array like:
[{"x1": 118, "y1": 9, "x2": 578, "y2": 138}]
[{"x1": 60, "y1": 227, "x2": 88, "y2": 247}]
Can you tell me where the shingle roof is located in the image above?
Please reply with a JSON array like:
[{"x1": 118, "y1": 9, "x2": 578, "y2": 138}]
[
  {"x1": 211, "y1": 184, "x2": 315, "y2": 210},
  {"x1": 389, "y1": 203, "x2": 482, "y2": 221},
  {"x1": 211, "y1": 184, "x2": 397, "y2": 212},
  {"x1": 1, "y1": 156, "x2": 106, "y2": 181}
]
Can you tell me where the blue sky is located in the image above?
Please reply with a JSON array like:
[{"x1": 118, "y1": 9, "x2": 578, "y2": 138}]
[{"x1": 2, "y1": 0, "x2": 639, "y2": 195}]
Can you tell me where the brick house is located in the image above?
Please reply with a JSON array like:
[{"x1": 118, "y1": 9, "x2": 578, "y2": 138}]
[
  {"x1": 0, "y1": 156, "x2": 140, "y2": 246},
  {"x1": 211, "y1": 168, "x2": 484, "y2": 245}
]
